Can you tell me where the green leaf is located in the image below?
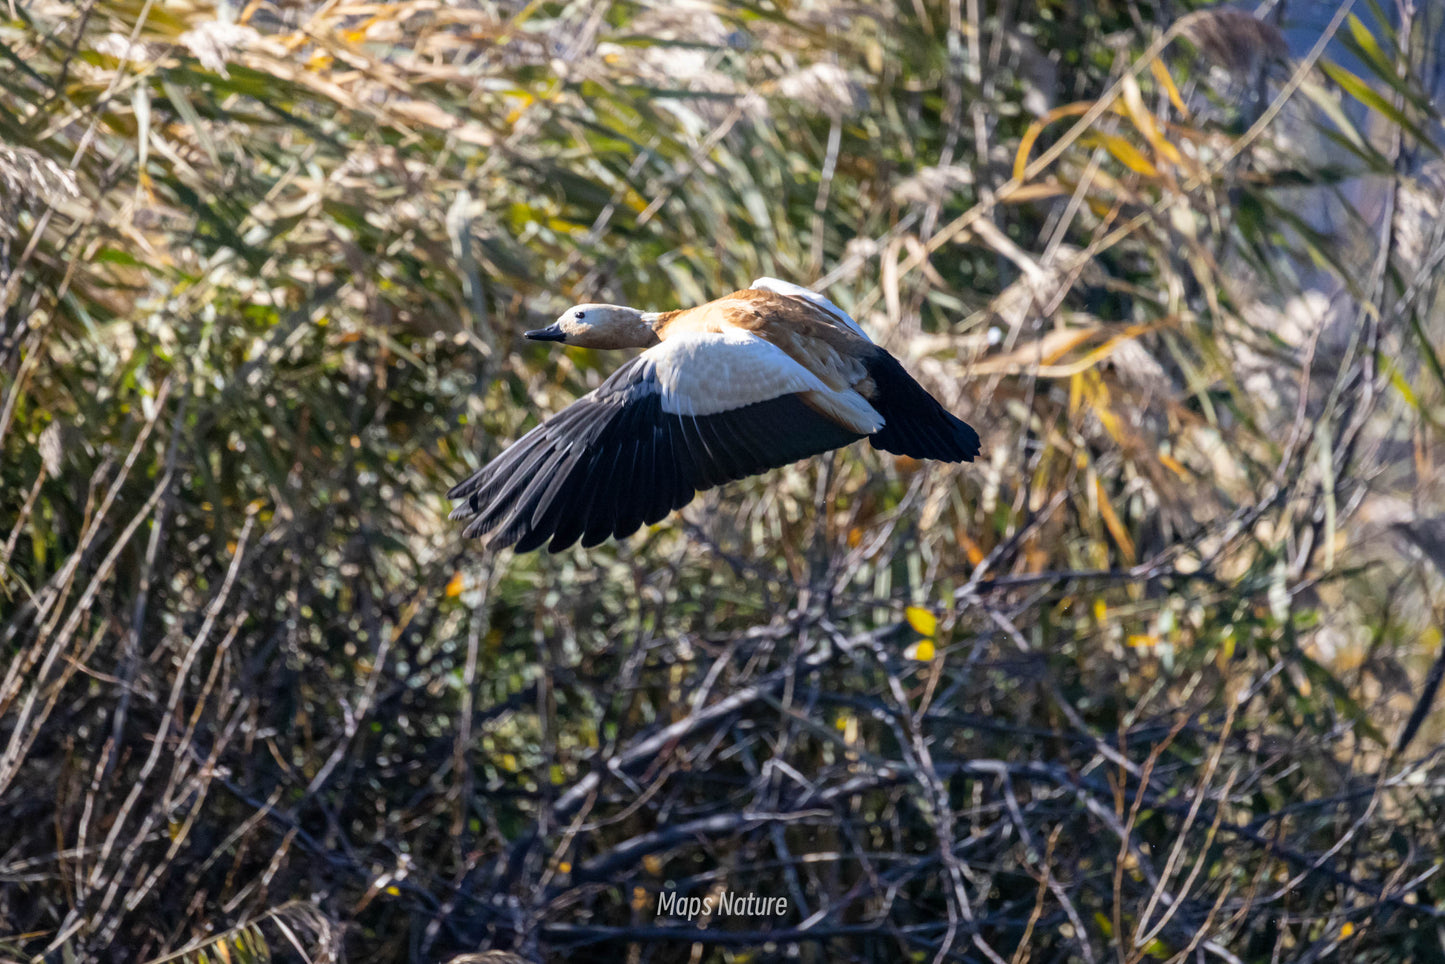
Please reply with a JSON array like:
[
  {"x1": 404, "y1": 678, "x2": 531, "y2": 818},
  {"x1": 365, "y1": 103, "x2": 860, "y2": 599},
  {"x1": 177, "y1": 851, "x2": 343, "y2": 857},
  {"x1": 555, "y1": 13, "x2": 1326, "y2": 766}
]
[
  {"x1": 1345, "y1": 13, "x2": 1394, "y2": 79},
  {"x1": 1320, "y1": 60, "x2": 1438, "y2": 153}
]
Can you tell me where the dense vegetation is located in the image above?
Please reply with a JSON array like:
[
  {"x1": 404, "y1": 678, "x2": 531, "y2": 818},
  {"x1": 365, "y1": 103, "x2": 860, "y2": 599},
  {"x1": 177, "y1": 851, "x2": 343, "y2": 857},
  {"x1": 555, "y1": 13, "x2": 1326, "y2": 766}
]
[{"x1": 4, "y1": 1, "x2": 1445, "y2": 961}]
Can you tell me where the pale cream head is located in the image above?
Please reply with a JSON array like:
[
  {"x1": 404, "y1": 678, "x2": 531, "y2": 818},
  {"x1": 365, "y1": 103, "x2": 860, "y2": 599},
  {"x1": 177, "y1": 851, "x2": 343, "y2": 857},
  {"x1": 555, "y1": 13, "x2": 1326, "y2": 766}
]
[{"x1": 525, "y1": 304, "x2": 661, "y2": 349}]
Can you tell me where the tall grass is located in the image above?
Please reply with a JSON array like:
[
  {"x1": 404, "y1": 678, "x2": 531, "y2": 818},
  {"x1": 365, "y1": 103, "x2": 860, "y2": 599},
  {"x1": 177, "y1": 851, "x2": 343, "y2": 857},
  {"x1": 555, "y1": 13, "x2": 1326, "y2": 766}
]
[{"x1": 4, "y1": 1, "x2": 1445, "y2": 961}]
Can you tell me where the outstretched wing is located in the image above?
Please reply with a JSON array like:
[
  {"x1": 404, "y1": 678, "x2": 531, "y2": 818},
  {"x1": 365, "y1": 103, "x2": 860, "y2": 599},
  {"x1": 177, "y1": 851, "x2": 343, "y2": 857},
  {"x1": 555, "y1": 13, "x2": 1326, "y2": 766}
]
[{"x1": 448, "y1": 330, "x2": 881, "y2": 552}]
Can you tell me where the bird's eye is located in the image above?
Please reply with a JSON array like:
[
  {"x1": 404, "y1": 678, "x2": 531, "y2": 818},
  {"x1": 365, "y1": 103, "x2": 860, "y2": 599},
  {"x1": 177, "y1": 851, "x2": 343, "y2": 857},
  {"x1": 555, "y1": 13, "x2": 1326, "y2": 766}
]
[{"x1": 575, "y1": 311, "x2": 586, "y2": 320}]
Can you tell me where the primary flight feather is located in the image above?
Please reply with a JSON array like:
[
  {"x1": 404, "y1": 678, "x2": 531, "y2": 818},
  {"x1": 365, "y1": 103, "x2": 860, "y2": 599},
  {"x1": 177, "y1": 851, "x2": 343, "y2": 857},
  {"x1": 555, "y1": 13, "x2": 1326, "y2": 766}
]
[{"x1": 449, "y1": 278, "x2": 981, "y2": 552}]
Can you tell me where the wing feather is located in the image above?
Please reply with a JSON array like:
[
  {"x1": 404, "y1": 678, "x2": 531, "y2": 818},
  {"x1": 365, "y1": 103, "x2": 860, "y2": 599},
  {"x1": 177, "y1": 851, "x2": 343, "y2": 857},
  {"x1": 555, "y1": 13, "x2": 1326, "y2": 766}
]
[
  {"x1": 863, "y1": 351, "x2": 981, "y2": 462},
  {"x1": 449, "y1": 332, "x2": 873, "y2": 551},
  {"x1": 748, "y1": 276, "x2": 872, "y2": 342}
]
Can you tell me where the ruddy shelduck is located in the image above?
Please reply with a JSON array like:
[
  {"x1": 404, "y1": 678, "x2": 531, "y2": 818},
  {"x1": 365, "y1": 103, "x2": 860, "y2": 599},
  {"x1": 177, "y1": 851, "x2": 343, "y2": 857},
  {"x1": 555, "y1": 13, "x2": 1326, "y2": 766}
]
[{"x1": 450, "y1": 278, "x2": 980, "y2": 552}]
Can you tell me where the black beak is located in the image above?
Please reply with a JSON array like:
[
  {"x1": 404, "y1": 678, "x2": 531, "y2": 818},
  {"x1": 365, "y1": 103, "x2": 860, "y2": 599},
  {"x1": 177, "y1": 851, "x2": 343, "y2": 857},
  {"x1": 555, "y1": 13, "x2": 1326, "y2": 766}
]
[{"x1": 524, "y1": 324, "x2": 566, "y2": 342}]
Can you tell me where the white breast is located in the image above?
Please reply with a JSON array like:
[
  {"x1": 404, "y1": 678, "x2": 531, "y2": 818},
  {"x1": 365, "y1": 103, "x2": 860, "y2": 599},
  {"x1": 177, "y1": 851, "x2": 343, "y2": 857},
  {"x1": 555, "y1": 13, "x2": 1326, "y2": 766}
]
[{"x1": 640, "y1": 329, "x2": 883, "y2": 434}]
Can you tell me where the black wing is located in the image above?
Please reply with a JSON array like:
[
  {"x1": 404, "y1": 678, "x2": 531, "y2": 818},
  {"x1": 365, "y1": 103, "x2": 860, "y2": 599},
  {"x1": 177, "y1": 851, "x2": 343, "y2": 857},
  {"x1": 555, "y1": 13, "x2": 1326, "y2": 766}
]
[
  {"x1": 863, "y1": 350, "x2": 981, "y2": 463},
  {"x1": 448, "y1": 356, "x2": 865, "y2": 553}
]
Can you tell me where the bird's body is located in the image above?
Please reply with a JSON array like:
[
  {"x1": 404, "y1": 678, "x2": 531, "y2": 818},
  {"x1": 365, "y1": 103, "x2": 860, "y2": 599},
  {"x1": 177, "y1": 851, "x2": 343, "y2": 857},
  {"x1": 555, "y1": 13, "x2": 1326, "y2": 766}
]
[{"x1": 449, "y1": 279, "x2": 980, "y2": 552}]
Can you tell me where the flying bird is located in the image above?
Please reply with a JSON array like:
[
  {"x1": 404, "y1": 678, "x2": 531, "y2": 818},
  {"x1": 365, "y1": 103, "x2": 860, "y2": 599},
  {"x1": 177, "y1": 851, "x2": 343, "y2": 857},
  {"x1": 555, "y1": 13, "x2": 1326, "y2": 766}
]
[{"x1": 449, "y1": 278, "x2": 980, "y2": 552}]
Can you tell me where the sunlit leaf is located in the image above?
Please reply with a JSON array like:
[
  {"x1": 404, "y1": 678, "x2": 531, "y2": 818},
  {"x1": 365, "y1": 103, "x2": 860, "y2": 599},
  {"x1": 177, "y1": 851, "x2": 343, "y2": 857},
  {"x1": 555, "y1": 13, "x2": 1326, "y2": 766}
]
[
  {"x1": 1320, "y1": 60, "x2": 1437, "y2": 151},
  {"x1": 1150, "y1": 57, "x2": 1188, "y2": 117},
  {"x1": 904, "y1": 639, "x2": 936, "y2": 661},
  {"x1": 905, "y1": 605, "x2": 937, "y2": 637},
  {"x1": 1088, "y1": 132, "x2": 1159, "y2": 177}
]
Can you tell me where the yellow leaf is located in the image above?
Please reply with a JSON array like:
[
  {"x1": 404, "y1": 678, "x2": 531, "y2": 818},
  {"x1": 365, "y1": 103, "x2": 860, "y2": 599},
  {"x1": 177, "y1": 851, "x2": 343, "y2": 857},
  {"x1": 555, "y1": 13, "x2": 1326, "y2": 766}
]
[
  {"x1": 1150, "y1": 57, "x2": 1189, "y2": 117},
  {"x1": 968, "y1": 323, "x2": 1123, "y2": 375},
  {"x1": 1094, "y1": 477, "x2": 1138, "y2": 564},
  {"x1": 905, "y1": 639, "x2": 936, "y2": 662},
  {"x1": 970, "y1": 322, "x2": 1170, "y2": 378},
  {"x1": 622, "y1": 187, "x2": 648, "y2": 214},
  {"x1": 1090, "y1": 132, "x2": 1159, "y2": 177},
  {"x1": 557, "y1": 861, "x2": 572, "y2": 874},
  {"x1": 1218, "y1": 630, "x2": 1236, "y2": 665},
  {"x1": 1340, "y1": 922, "x2": 1355, "y2": 938},
  {"x1": 384, "y1": 885, "x2": 400, "y2": 896},
  {"x1": 1013, "y1": 101, "x2": 1094, "y2": 180},
  {"x1": 445, "y1": 571, "x2": 465, "y2": 598},
  {"x1": 642, "y1": 854, "x2": 664, "y2": 875},
  {"x1": 906, "y1": 606, "x2": 938, "y2": 637},
  {"x1": 545, "y1": 217, "x2": 586, "y2": 236},
  {"x1": 1158, "y1": 452, "x2": 1190, "y2": 479},
  {"x1": 1121, "y1": 73, "x2": 1183, "y2": 165},
  {"x1": 1127, "y1": 634, "x2": 1159, "y2": 648},
  {"x1": 1093, "y1": 598, "x2": 1108, "y2": 623}
]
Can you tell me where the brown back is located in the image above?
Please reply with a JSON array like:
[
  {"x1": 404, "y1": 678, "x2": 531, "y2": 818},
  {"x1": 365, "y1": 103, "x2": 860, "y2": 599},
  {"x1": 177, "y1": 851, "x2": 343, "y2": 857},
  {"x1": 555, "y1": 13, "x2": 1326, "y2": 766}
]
[{"x1": 656, "y1": 289, "x2": 875, "y2": 392}]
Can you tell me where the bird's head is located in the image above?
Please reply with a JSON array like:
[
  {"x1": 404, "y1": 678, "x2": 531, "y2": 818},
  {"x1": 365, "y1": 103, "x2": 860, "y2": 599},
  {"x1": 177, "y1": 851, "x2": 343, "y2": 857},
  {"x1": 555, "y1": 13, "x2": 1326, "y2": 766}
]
[{"x1": 525, "y1": 304, "x2": 661, "y2": 349}]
